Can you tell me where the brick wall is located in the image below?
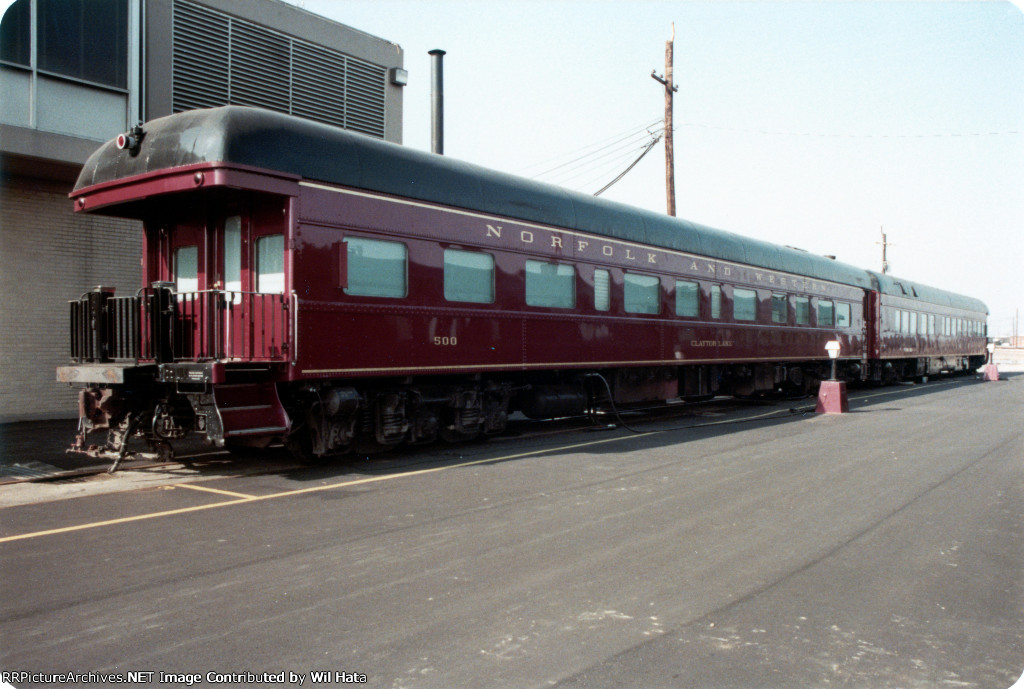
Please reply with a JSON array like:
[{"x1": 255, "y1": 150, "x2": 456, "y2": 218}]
[{"x1": 0, "y1": 178, "x2": 142, "y2": 422}]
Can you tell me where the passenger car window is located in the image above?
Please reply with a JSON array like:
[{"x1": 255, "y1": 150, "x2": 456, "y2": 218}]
[
  {"x1": 444, "y1": 249, "x2": 494, "y2": 303},
  {"x1": 224, "y1": 216, "x2": 242, "y2": 294},
  {"x1": 836, "y1": 302, "x2": 851, "y2": 328},
  {"x1": 771, "y1": 293, "x2": 787, "y2": 324},
  {"x1": 526, "y1": 260, "x2": 575, "y2": 308},
  {"x1": 174, "y1": 246, "x2": 198, "y2": 293},
  {"x1": 733, "y1": 288, "x2": 757, "y2": 321},
  {"x1": 594, "y1": 269, "x2": 610, "y2": 311},
  {"x1": 675, "y1": 280, "x2": 698, "y2": 317},
  {"x1": 818, "y1": 300, "x2": 834, "y2": 327},
  {"x1": 256, "y1": 234, "x2": 285, "y2": 294},
  {"x1": 345, "y1": 237, "x2": 407, "y2": 298},
  {"x1": 624, "y1": 273, "x2": 660, "y2": 314},
  {"x1": 711, "y1": 285, "x2": 722, "y2": 319},
  {"x1": 795, "y1": 297, "x2": 810, "y2": 325}
]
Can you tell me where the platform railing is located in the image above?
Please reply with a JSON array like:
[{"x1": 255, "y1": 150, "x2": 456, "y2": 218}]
[{"x1": 69, "y1": 287, "x2": 289, "y2": 364}]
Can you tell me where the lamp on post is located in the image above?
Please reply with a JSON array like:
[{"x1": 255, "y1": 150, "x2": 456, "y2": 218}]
[
  {"x1": 816, "y1": 340, "x2": 849, "y2": 414},
  {"x1": 825, "y1": 340, "x2": 841, "y2": 381},
  {"x1": 983, "y1": 342, "x2": 1000, "y2": 381}
]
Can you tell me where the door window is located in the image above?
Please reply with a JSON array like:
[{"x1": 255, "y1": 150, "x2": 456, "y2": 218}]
[
  {"x1": 174, "y1": 246, "x2": 198, "y2": 293},
  {"x1": 256, "y1": 234, "x2": 285, "y2": 294},
  {"x1": 224, "y1": 216, "x2": 242, "y2": 294}
]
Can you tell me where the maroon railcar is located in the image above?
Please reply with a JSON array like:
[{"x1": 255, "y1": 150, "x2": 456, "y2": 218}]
[{"x1": 58, "y1": 107, "x2": 987, "y2": 465}]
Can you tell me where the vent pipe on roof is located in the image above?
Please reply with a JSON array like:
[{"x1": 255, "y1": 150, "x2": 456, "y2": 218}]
[{"x1": 429, "y1": 49, "x2": 446, "y2": 154}]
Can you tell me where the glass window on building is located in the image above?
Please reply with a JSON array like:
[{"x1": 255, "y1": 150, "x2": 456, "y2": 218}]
[
  {"x1": 795, "y1": 296, "x2": 810, "y2": 325},
  {"x1": 594, "y1": 269, "x2": 610, "y2": 312},
  {"x1": 771, "y1": 293, "x2": 787, "y2": 324},
  {"x1": 526, "y1": 260, "x2": 575, "y2": 308},
  {"x1": 444, "y1": 249, "x2": 494, "y2": 303},
  {"x1": 256, "y1": 234, "x2": 285, "y2": 294},
  {"x1": 345, "y1": 237, "x2": 406, "y2": 298},
  {"x1": 675, "y1": 280, "x2": 698, "y2": 318},
  {"x1": 624, "y1": 273, "x2": 660, "y2": 314},
  {"x1": 37, "y1": 0, "x2": 128, "y2": 88},
  {"x1": 0, "y1": 0, "x2": 30, "y2": 66},
  {"x1": 733, "y1": 288, "x2": 757, "y2": 321}
]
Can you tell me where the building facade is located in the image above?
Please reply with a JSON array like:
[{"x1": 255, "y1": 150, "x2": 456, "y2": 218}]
[{"x1": 0, "y1": 0, "x2": 405, "y2": 421}]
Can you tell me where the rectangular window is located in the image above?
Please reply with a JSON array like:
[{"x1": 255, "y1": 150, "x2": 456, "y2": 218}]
[
  {"x1": 675, "y1": 280, "x2": 699, "y2": 318},
  {"x1": 526, "y1": 260, "x2": 575, "y2": 308},
  {"x1": 928, "y1": 314, "x2": 935, "y2": 336},
  {"x1": 224, "y1": 216, "x2": 242, "y2": 294},
  {"x1": 256, "y1": 234, "x2": 285, "y2": 294},
  {"x1": 174, "y1": 246, "x2": 198, "y2": 293},
  {"x1": 901, "y1": 311, "x2": 911, "y2": 334},
  {"x1": 444, "y1": 249, "x2": 494, "y2": 303},
  {"x1": 795, "y1": 296, "x2": 810, "y2": 326},
  {"x1": 818, "y1": 300, "x2": 834, "y2": 327},
  {"x1": 37, "y1": 0, "x2": 128, "y2": 88},
  {"x1": 771, "y1": 293, "x2": 787, "y2": 324},
  {"x1": 624, "y1": 273, "x2": 660, "y2": 314},
  {"x1": 594, "y1": 269, "x2": 610, "y2": 311},
  {"x1": 1, "y1": 0, "x2": 30, "y2": 66},
  {"x1": 711, "y1": 285, "x2": 722, "y2": 319},
  {"x1": 836, "y1": 302, "x2": 851, "y2": 328},
  {"x1": 733, "y1": 288, "x2": 757, "y2": 321},
  {"x1": 909, "y1": 311, "x2": 918, "y2": 335},
  {"x1": 345, "y1": 237, "x2": 407, "y2": 298}
]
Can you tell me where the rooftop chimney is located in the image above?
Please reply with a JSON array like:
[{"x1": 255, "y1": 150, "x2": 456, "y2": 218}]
[{"x1": 429, "y1": 49, "x2": 446, "y2": 154}]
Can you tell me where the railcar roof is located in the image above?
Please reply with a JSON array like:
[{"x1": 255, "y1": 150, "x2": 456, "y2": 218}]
[
  {"x1": 75, "y1": 106, "x2": 979, "y2": 312},
  {"x1": 867, "y1": 271, "x2": 988, "y2": 314}
]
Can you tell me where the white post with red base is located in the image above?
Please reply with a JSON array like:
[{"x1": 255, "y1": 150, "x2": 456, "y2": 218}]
[
  {"x1": 817, "y1": 340, "x2": 849, "y2": 414},
  {"x1": 983, "y1": 343, "x2": 999, "y2": 381}
]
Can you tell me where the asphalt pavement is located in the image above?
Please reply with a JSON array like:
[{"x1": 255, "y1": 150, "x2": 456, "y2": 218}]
[{"x1": 0, "y1": 373, "x2": 1021, "y2": 689}]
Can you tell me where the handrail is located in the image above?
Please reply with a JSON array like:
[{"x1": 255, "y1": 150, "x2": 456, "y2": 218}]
[{"x1": 69, "y1": 288, "x2": 290, "y2": 364}]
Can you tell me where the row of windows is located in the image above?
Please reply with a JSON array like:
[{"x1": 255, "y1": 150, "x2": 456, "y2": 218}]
[
  {"x1": 1, "y1": 0, "x2": 128, "y2": 88},
  {"x1": 173, "y1": 233, "x2": 284, "y2": 294},
  {"x1": 889, "y1": 308, "x2": 985, "y2": 338},
  {"x1": 342, "y1": 238, "x2": 854, "y2": 327}
]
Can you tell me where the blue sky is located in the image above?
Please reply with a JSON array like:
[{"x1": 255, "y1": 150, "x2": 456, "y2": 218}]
[{"x1": 292, "y1": 0, "x2": 1023, "y2": 335}]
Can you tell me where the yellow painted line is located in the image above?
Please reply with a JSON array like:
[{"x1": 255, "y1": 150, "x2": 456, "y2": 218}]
[
  {"x1": 174, "y1": 483, "x2": 256, "y2": 499},
  {"x1": 0, "y1": 431, "x2": 656, "y2": 544}
]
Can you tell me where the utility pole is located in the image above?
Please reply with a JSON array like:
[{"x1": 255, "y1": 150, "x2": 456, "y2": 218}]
[
  {"x1": 651, "y1": 23, "x2": 678, "y2": 216},
  {"x1": 877, "y1": 226, "x2": 892, "y2": 274}
]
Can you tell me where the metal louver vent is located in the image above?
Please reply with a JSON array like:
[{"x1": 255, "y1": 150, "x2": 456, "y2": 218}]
[
  {"x1": 346, "y1": 57, "x2": 386, "y2": 138},
  {"x1": 292, "y1": 42, "x2": 347, "y2": 126},
  {"x1": 171, "y1": 1, "x2": 228, "y2": 110},
  {"x1": 171, "y1": 0, "x2": 387, "y2": 138},
  {"x1": 230, "y1": 22, "x2": 290, "y2": 112}
]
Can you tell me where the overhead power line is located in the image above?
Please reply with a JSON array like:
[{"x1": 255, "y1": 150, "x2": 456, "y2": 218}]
[
  {"x1": 594, "y1": 133, "x2": 663, "y2": 196},
  {"x1": 521, "y1": 119, "x2": 663, "y2": 181},
  {"x1": 678, "y1": 121, "x2": 1020, "y2": 139}
]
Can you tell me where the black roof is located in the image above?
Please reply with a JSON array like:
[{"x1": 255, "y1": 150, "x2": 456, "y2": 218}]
[{"x1": 76, "y1": 106, "x2": 986, "y2": 313}]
